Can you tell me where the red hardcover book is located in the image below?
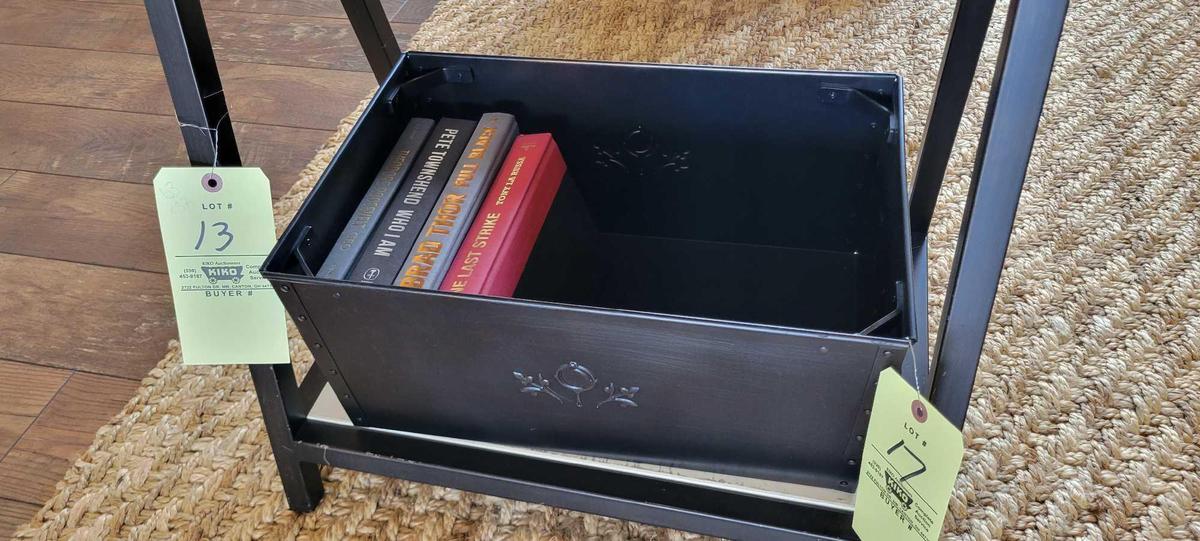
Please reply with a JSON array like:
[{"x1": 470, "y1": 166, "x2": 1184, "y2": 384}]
[{"x1": 439, "y1": 133, "x2": 566, "y2": 296}]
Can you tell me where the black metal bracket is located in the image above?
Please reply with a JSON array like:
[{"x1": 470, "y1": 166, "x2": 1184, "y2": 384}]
[
  {"x1": 385, "y1": 65, "x2": 474, "y2": 114},
  {"x1": 288, "y1": 225, "x2": 316, "y2": 277},
  {"x1": 858, "y1": 282, "x2": 904, "y2": 337},
  {"x1": 818, "y1": 84, "x2": 894, "y2": 114},
  {"x1": 819, "y1": 84, "x2": 899, "y2": 144}
]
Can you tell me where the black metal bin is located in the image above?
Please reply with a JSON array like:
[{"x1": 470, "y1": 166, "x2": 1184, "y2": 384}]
[{"x1": 263, "y1": 52, "x2": 918, "y2": 491}]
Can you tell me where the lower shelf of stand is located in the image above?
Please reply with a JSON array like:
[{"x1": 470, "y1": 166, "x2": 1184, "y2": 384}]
[{"x1": 308, "y1": 384, "x2": 855, "y2": 512}]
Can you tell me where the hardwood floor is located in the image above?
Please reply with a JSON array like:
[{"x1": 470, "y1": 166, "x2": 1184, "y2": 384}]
[{"x1": 0, "y1": 1, "x2": 437, "y2": 536}]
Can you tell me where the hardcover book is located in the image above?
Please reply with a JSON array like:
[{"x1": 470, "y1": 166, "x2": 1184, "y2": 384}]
[
  {"x1": 347, "y1": 117, "x2": 476, "y2": 285},
  {"x1": 394, "y1": 112, "x2": 518, "y2": 288},
  {"x1": 317, "y1": 118, "x2": 434, "y2": 280},
  {"x1": 440, "y1": 133, "x2": 566, "y2": 297}
]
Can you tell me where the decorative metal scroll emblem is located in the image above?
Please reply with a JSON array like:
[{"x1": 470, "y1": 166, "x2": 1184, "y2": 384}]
[
  {"x1": 513, "y1": 362, "x2": 639, "y2": 409},
  {"x1": 592, "y1": 125, "x2": 690, "y2": 177}
]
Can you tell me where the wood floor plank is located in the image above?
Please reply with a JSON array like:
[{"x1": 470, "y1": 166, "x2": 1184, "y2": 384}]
[
  {"x1": 0, "y1": 44, "x2": 376, "y2": 131},
  {"x1": 219, "y1": 60, "x2": 375, "y2": 129},
  {"x1": 237, "y1": 122, "x2": 333, "y2": 195},
  {"x1": 79, "y1": 0, "x2": 405, "y2": 19},
  {"x1": 393, "y1": 0, "x2": 439, "y2": 23},
  {"x1": 0, "y1": 169, "x2": 13, "y2": 186},
  {"x1": 0, "y1": 0, "x2": 419, "y2": 72},
  {"x1": 0, "y1": 373, "x2": 140, "y2": 505},
  {"x1": 0, "y1": 172, "x2": 165, "y2": 273},
  {"x1": 0, "y1": 101, "x2": 327, "y2": 197},
  {"x1": 0, "y1": 1, "x2": 152, "y2": 56},
  {"x1": 0, "y1": 498, "x2": 40, "y2": 540},
  {"x1": 0, "y1": 44, "x2": 170, "y2": 120},
  {"x1": 0, "y1": 101, "x2": 178, "y2": 186},
  {"x1": 205, "y1": 0, "x2": 406, "y2": 18},
  {"x1": 0, "y1": 412, "x2": 32, "y2": 461},
  {"x1": 0, "y1": 361, "x2": 70, "y2": 458},
  {"x1": 204, "y1": 10, "x2": 371, "y2": 72},
  {"x1": 0, "y1": 254, "x2": 176, "y2": 379}
]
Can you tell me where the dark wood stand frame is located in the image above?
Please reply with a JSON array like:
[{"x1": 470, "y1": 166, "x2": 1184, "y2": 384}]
[{"x1": 143, "y1": 1, "x2": 1067, "y2": 538}]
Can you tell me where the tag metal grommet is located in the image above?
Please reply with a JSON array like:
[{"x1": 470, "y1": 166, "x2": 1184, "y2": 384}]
[{"x1": 201, "y1": 172, "x2": 223, "y2": 192}]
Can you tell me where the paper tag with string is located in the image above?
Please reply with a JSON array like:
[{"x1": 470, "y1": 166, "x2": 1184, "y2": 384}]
[
  {"x1": 153, "y1": 111, "x2": 288, "y2": 364},
  {"x1": 154, "y1": 166, "x2": 288, "y2": 365},
  {"x1": 852, "y1": 368, "x2": 964, "y2": 541}
]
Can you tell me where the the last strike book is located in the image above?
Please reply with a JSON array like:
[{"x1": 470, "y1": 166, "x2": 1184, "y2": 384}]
[{"x1": 440, "y1": 133, "x2": 566, "y2": 296}]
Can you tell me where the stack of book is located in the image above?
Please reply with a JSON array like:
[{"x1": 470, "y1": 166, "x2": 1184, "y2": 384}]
[{"x1": 316, "y1": 114, "x2": 567, "y2": 298}]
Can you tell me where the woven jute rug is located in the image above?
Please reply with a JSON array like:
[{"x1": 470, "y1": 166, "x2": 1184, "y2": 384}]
[{"x1": 16, "y1": 0, "x2": 1200, "y2": 539}]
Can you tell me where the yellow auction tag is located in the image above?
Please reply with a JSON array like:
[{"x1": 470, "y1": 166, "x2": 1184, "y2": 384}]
[
  {"x1": 853, "y1": 368, "x2": 964, "y2": 541},
  {"x1": 153, "y1": 167, "x2": 289, "y2": 365}
]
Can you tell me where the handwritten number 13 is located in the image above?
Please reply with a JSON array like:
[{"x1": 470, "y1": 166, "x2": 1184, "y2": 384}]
[{"x1": 194, "y1": 221, "x2": 234, "y2": 251}]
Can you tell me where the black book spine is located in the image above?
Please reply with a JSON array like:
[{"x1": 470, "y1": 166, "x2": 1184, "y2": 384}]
[
  {"x1": 347, "y1": 118, "x2": 477, "y2": 284},
  {"x1": 316, "y1": 117, "x2": 434, "y2": 280}
]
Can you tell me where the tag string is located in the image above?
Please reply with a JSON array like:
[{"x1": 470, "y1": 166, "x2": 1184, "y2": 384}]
[{"x1": 177, "y1": 99, "x2": 230, "y2": 175}]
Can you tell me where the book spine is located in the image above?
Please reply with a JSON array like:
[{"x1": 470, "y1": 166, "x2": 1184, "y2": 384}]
[
  {"x1": 440, "y1": 134, "x2": 565, "y2": 297},
  {"x1": 480, "y1": 136, "x2": 567, "y2": 296},
  {"x1": 394, "y1": 112, "x2": 518, "y2": 288},
  {"x1": 316, "y1": 118, "x2": 434, "y2": 280},
  {"x1": 347, "y1": 117, "x2": 477, "y2": 285}
]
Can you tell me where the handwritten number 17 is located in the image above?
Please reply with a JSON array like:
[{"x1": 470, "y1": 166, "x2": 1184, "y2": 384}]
[
  {"x1": 886, "y1": 440, "x2": 928, "y2": 482},
  {"x1": 194, "y1": 221, "x2": 234, "y2": 252}
]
